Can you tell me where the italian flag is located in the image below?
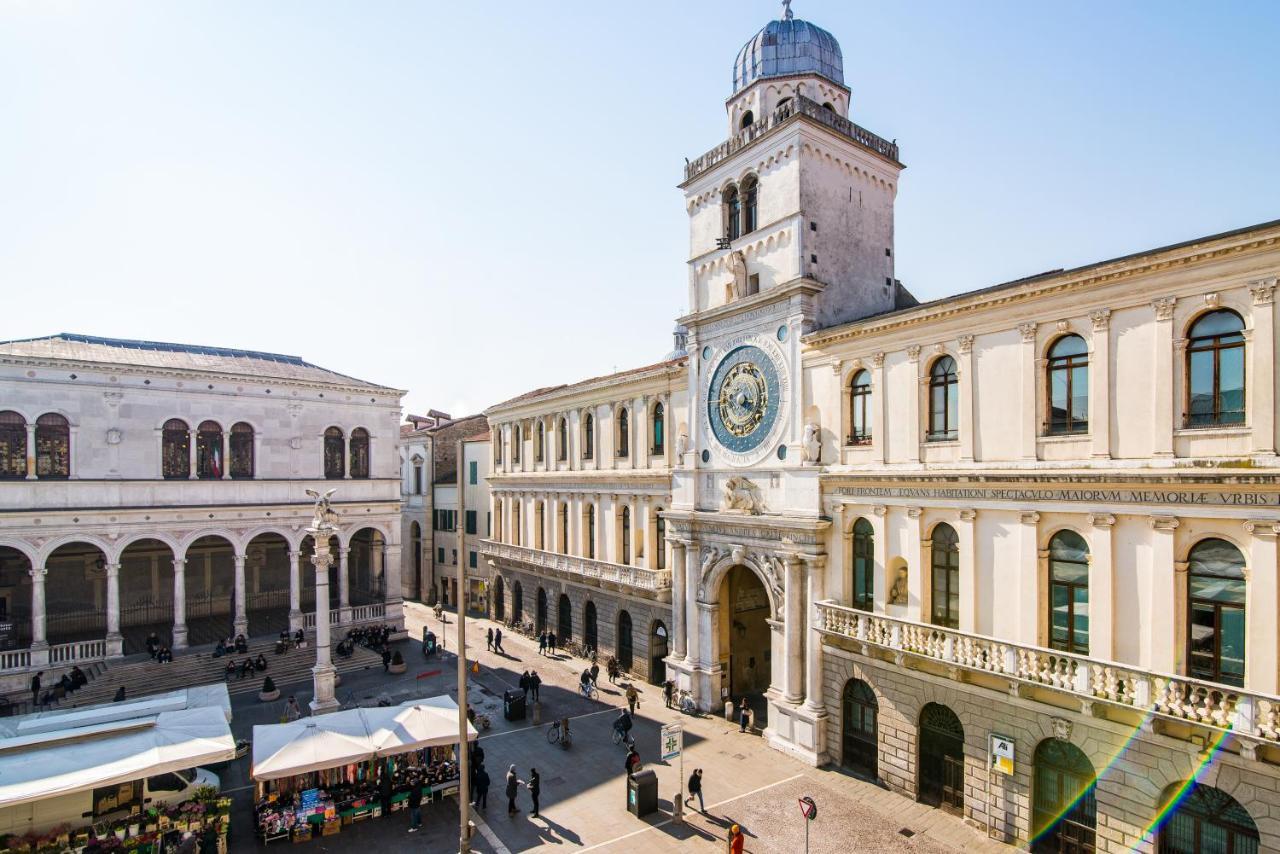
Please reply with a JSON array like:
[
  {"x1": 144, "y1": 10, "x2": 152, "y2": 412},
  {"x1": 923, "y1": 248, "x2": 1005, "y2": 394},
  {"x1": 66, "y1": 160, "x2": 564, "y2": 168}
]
[{"x1": 210, "y1": 445, "x2": 222, "y2": 478}]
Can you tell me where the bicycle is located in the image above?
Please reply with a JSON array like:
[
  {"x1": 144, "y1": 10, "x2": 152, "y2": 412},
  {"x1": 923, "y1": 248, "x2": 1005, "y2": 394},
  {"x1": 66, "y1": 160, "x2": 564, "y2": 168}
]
[
  {"x1": 546, "y1": 718, "x2": 572, "y2": 748},
  {"x1": 611, "y1": 726, "x2": 635, "y2": 747},
  {"x1": 578, "y1": 681, "x2": 598, "y2": 701}
]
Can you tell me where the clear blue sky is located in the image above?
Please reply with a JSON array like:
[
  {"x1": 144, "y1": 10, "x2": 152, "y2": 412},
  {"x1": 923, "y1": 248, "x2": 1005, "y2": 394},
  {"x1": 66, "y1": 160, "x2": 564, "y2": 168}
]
[{"x1": 1, "y1": 1, "x2": 1277, "y2": 419}]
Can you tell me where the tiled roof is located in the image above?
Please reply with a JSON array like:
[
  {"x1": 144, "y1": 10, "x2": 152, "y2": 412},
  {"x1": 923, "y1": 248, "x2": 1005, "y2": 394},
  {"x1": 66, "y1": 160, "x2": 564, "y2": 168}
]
[
  {"x1": 0, "y1": 333, "x2": 398, "y2": 391},
  {"x1": 488, "y1": 357, "x2": 687, "y2": 411}
]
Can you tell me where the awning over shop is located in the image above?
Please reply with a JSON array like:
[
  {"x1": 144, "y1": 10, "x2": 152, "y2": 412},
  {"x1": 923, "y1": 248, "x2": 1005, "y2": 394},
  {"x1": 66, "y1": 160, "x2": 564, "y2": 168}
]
[
  {"x1": 0, "y1": 705, "x2": 236, "y2": 809},
  {"x1": 251, "y1": 696, "x2": 477, "y2": 781}
]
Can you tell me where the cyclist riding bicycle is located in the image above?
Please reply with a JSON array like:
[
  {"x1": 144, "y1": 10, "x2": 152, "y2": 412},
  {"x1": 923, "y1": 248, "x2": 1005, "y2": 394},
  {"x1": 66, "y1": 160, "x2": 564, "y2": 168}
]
[
  {"x1": 579, "y1": 669, "x2": 594, "y2": 698},
  {"x1": 614, "y1": 709, "x2": 634, "y2": 743}
]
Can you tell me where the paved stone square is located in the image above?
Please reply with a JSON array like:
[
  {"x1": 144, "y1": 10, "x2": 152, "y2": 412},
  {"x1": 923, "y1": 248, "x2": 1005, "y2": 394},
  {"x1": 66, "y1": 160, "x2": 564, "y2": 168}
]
[{"x1": 217, "y1": 602, "x2": 1011, "y2": 852}]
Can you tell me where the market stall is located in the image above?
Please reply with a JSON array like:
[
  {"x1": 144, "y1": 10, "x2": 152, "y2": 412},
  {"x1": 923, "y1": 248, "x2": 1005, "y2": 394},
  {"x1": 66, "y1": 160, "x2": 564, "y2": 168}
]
[
  {"x1": 250, "y1": 696, "x2": 477, "y2": 843},
  {"x1": 0, "y1": 703, "x2": 236, "y2": 852}
]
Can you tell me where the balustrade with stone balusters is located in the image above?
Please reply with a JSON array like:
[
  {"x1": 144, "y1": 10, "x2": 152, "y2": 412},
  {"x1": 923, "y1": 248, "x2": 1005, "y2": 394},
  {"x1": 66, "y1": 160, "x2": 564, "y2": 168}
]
[
  {"x1": 479, "y1": 540, "x2": 672, "y2": 593},
  {"x1": 817, "y1": 601, "x2": 1279, "y2": 747}
]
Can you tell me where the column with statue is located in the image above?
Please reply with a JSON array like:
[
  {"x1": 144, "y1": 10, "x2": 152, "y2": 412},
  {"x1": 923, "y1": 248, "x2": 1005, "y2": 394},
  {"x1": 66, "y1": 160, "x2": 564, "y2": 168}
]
[{"x1": 305, "y1": 488, "x2": 341, "y2": 715}]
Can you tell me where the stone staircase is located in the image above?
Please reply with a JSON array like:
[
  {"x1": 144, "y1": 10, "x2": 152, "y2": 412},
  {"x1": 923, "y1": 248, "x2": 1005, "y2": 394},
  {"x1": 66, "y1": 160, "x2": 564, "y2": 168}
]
[{"x1": 5, "y1": 635, "x2": 384, "y2": 715}]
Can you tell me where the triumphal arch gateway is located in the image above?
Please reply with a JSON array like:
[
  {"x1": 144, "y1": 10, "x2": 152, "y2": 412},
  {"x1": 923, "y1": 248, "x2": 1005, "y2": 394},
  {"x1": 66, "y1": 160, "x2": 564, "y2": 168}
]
[{"x1": 481, "y1": 7, "x2": 1280, "y2": 851}]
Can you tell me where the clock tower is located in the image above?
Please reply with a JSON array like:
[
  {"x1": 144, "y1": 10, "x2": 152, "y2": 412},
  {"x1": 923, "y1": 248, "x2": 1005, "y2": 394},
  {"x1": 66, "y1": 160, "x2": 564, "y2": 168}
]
[{"x1": 664, "y1": 3, "x2": 908, "y2": 764}]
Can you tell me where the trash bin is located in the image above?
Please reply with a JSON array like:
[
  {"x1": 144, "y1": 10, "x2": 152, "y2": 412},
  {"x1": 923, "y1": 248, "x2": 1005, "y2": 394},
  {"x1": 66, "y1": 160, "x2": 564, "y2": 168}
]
[
  {"x1": 503, "y1": 690, "x2": 526, "y2": 721},
  {"x1": 627, "y1": 769, "x2": 658, "y2": 817}
]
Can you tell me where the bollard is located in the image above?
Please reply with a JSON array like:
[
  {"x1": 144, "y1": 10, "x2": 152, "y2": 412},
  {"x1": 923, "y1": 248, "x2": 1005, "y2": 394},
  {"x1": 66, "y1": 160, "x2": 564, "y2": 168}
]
[
  {"x1": 724, "y1": 700, "x2": 734, "y2": 721},
  {"x1": 672, "y1": 790, "x2": 684, "y2": 824},
  {"x1": 532, "y1": 701, "x2": 541, "y2": 725}
]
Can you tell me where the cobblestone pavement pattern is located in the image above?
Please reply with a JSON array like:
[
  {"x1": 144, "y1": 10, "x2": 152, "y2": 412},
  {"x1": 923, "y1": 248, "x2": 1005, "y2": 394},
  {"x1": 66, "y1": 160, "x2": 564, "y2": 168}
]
[{"x1": 214, "y1": 602, "x2": 1012, "y2": 852}]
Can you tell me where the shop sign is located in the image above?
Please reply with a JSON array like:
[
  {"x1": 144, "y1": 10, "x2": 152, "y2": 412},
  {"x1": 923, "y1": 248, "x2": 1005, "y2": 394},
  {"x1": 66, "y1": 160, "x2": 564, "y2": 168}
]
[
  {"x1": 661, "y1": 724, "x2": 682, "y2": 762},
  {"x1": 990, "y1": 733, "x2": 1015, "y2": 775}
]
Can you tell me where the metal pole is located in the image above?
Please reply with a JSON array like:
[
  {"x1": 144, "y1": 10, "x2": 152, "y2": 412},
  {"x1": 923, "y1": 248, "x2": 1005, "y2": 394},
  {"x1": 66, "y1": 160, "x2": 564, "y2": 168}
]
[{"x1": 456, "y1": 439, "x2": 471, "y2": 853}]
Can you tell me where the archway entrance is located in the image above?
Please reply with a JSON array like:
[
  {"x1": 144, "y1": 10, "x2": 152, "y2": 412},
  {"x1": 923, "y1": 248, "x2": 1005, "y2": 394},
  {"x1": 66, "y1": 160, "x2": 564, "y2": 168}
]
[
  {"x1": 493, "y1": 577, "x2": 505, "y2": 622},
  {"x1": 300, "y1": 534, "x2": 340, "y2": 616},
  {"x1": 584, "y1": 601, "x2": 597, "y2": 652},
  {"x1": 841, "y1": 679, "x2": 878, "y2": 778},
  {"x1": 511, "y1": 581, "x2": 523, "y2": 625},
  {"x1": 45, "y1": 542, "x2": 108, "y2": 646},
  {"x1": 649, "y1": 621, "x2": 668, "y2": 685},
  {"x1": 244, "y1": 533, "x2": 292, "y2": 637},
  {"x1": 118, "y1": 538, "x2": 175, "y2": 653},
  {"x1": 918, "y1": 703, "x2": 965, "y2": 814},
  {"x1": 617, "y1": 610, "x2": 633, "y2": 671},
  {"x1": 557, "y1": 594, "x2": 572, "y2": 645},
  {"x1": 1032, "y1": 738, "x2": 1097, "y2": 854},
  {"x1": 0, "y1": 547, "x2": 32, "y2": 651},
  {"x1": 348, "y1": 528, "x2": 386, "y2": 607},
  {"x1": 536, "y1": 588, "x2": 548, "y2": 635},
  {"x1": 183, "y1": 536, "x2": 237, "y2": 646},
  {"x1": 718, "y1": 564, "x2": 771, "y2": 725}
]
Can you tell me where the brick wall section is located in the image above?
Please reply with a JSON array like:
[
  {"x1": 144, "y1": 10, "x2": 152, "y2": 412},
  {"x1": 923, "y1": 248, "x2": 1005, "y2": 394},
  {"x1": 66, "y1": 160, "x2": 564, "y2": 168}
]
[
  {"x1": 822, "y1": 644, "x2": 1280, "y2": 852},
  {"x1": 490, "y1": 566, "x2": 669, "y2": 683}
]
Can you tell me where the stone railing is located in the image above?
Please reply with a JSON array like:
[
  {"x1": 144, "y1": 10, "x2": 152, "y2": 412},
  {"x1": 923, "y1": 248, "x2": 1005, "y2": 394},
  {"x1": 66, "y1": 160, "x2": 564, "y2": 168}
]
[
  {"x1": 49, "y1": 639, "x2": 107, "y2": 665},
  {"x1": 684, "y1": 95, "x2": 900, "y2": 182},
  {"x1": 0, "y1": 649, "x2": 31, "y2": 674},
  {"x1": 817, "y1": 602, "x2": 1280, "y2": 746},
  {"x1": 479, "y1": 540, "x2": 672, "y2": 592},
  {"x1": 304, "y1": 603, "x2": 387, "y2": 629}
]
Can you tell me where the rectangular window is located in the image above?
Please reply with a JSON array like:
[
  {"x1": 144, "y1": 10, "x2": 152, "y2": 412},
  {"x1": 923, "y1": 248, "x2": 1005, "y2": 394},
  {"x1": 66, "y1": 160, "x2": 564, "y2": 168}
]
[
  {"x1": 451, "y1": 549, "x2": 457, "y2": 565},
  {"x1": 437, "y1": 547, "x2": 445, "y2": 564},
  {"x1": 412, "y1": 465, "x2": 423, "y2": 495},
  {"x1": 487, "y1": 512, "x2": 491, "y2": 536},
  {"x1": 465, "y1": 510, "x2": 477, "y2": 535},
  {"x1": 469, "y1": 551, "x2": 477, "y2": 569},
  {"x1": 469, "y1": 461, "x2": 478, "y2": 485}
]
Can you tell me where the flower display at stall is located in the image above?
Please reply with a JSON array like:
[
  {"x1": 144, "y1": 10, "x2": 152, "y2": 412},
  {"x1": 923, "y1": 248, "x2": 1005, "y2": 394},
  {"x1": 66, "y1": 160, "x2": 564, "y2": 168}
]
[{"x1": 0, "y1": 792, "x2": 230, "y2": 854}]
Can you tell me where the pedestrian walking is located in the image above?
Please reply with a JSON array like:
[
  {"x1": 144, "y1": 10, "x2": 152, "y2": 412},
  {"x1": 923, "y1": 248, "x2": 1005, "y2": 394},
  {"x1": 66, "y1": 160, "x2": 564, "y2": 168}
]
[
  {"x1": 519, "y1": 670, "x2": 531, "y2": 701},
  {"x1": 529, "y1": 670, "x2": 542, "y2": 703},
  {"x1": 30, "y1": 671, "x2": 42, "y2": 709},
  {"x1": 486, "y1": 627, "x2": 494, "y2": 652},
  {"x1": 624, "y1": 745, "x2": 640, "y2": 778},
  {"x1": 538, "y1": 632, "x2": 547, "y2": 655},
  {"x1": 494, "y1": 628, "x2": 504, "y2": 654},
  {"x1": 686, "y1": 768, "x2": 704, "y2": 812},
  {"x1": 547, "y1": 631, "x2": 556, "y2": 654},
  {"x1": 589, "y1": 661, "x2": 600, "y2": 686},
  {"x1": 285, "y1": 695, "x2": 302, "y2": 722},
  {"x1": 407, "y1": 778, "x2": 423, "y2": 832},
  {"x1": 505, "y1": 765, "x2": 521, "y2": 814},
  {"x1": 625, "y1": 684, "x2": 639, "y2": 715},
  {"x1": 471, "y1": 743, "x2": 485, "y2": 781},
  {"x1": 730, "y1": 824, "x2": 745, "y2": 854},
  {"x1": 663, "y1": 680, "x2": 674, "y2": 709},
  {"x1": 738, "y1": 697, "x2": 751, "y2": 733},
  {"x1": 473, "y1": 765, "x2": 490, "y2": 809},
  {"x1": 527, "y1": 768, "x2": 541, "y2": 817},
  {"x1": 381, "y1": 647, "x2": 392, "y2": 672}
]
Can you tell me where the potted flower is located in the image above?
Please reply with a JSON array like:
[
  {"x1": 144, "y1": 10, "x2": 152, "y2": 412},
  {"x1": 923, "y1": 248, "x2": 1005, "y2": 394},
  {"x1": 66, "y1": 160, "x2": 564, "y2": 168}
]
[
  {"x1": 259, "y1": 676, "x2": 280, "y2": 702},
  {"x1": 388, "y1": 650, "x2": 406, "y2": 674}
]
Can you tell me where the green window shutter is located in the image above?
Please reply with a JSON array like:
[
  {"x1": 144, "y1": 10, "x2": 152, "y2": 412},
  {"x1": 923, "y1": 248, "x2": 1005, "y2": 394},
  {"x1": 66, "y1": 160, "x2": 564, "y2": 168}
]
[
  {"x1": 469, "y1": 461, "x2": 478, "y2": 485},
  {"x1": 466, "y1": 510, "x2": 477, "y2": 535}
]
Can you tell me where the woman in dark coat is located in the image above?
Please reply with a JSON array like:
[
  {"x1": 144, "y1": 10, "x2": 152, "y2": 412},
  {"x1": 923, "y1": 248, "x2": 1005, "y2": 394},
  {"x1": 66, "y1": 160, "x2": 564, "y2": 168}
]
[
  {"x1": 527, "y1": 768, "x2": 541, "y2": 817},
  {"x1": 505, "y1": 765, "x2": 521, "y2": 814}
]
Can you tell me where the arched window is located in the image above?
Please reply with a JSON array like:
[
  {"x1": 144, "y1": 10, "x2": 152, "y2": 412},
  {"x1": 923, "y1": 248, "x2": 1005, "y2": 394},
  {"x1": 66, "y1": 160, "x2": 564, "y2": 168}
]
[
  {"x1": 1158, "y1": 782, "x2": 1259, "y2": 854},
  {"x1": 558, "y1": 417, "x2": 568, "y2": 461},
  {"x1": 930, "y1": 523, "x2": 960, "y2": 628},
  {"x1": 493, "y1": 577, "x2": 505, "y2": 622},
  {"x1": 196, "y1": 420, "x2": 223, "y2": 479},
  {"x1": 349, "y1": 428, "x2": 370, "y2": 478},
  {"x1": 229, "y1": 422, "x2": 254, "y2": 478},
  {"x1": 411, "y1": 522, "x2": 422, "y2": 578},
  {"x1": 534, "y1": 502, "x2": 545, "y2": 550},
  {"x1": 724, "y1": 185, "x2": 741, "y2": 241},
  {"x1": 558, "y1": 593, "x2": 572, "y2": 642},
  {"x1": 583, "y1": 413, "x2": 595, "y2": 460},
  {"x1": 162, "y1": 419, "x2": 190, "y2": 479},
  {"x1": 585, "y1": 601, "x2": 598, "y2": 651},
  {"x1": 822, "y1": 101, "x2": 835, "y2": 112},
  {"x1": 617, "y1": 408, "x2": 630, "y2": 458},
  {"x1": 323, "y1": 427, "x2": 344, "y2": 479},
  {"x1": 412, "y1": 460, "x2": 423, "y2": 494},
  {"x1": 927, "y1": 357, "x2": 959, "y2": 441},
  {"x1": 776, "y1": 96, "x2": 793, "y2": 112},
  {"x1": 512, "y1": 425, "x2": 522, "y2": 463},
  {"x1": 742, "y1": 175, "x2": 758, "y2": 235},
  {"x1": 1031, "y1": 739, "x2": 1097, "y2": 853},
  {"x1": 918, "y1": 703, "x2": 964, "y2": 812},
  {"x1": 35, "y1": 413, "x2": 70, "y2": 479},
  {"x1": 739, "y1": 110, "x2": 754, "y2": 129},
  {"x1": 559, "y1": 504, "x2": 569, "y2": 554},
  {"x1": 586, "y1": 505, "x2": 596, "y2": 559},
  {"x1": 1047, "y1": 335, "x2": 1089, "y2": 435},
  {"x1": 849, "y1": 370, "x2": 872, "y2": 444},
  {"x1": 852, "y1": 518, "x2": 874, "y2": 611},
  {"x1": 512, "y1": 580, "x2": 523, "y2": 624},
  {"x1": 651, "y1": 402, "x2": 665, "y2": 455},
  {"x1": 513, "y1": 501, "x2": 522, "y2": 546},
  {"x1": 841, "y1": 679, "x2": 878, "y2": 777},
  {"x1": 0, "y1": 412, "x2": 25, "y2": 479},
  {"x1": 536, "y1": 587, "x2": 548, "y2": 635},
  {"x1": 1187, "y1": 538, "x2": 1246, "y2": 686},
  {"x1": 1186, "y1": 310, "x2": 1246, "y2": 427},
  {"x1": 655, "y1": 510, "x2": 666, "y2": 569},
  {"x1": 621, "y1": 506, "x2": 631, "y2": 565},
  {"x1": 1048, "y1": 530, "x2": 1090, "y2": 654},
  {"x1": 535, "y1": 421, "x2": 545, "y2": 463},
  {"x1": 617, "y1": 610, "x2": 633, "y2": 670}
]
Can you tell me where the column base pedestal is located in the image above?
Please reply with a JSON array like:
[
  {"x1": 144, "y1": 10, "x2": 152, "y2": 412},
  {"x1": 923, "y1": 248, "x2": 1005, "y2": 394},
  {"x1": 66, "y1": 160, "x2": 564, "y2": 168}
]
[
  {"x1": 338, "y1": 607, "x2": 352, "y2": 626},
  {"x1": 288, "y1": 610, "x2": 303, "y2": 633},
  {"x1": 106, "y1": 634, "x2": 124, "y2": 658},
  {"x1": 384, "y1": 599, "x2": 405, "y2": 630},
  {"x1": 310, "y1": 663, "x2": 340, "y2": 715},
  {"x1": 29, "y1": 642, "x2": 49, "y2": 668},
  {"x1": 764, "y1": 697, "x2": 828, "y2": 767},
  {"x1": 233, "y1": 617, "x2": 249, "y2": 639},
  {"x1": 172, "y1": 625, "x2": 188, "y2": 651}
]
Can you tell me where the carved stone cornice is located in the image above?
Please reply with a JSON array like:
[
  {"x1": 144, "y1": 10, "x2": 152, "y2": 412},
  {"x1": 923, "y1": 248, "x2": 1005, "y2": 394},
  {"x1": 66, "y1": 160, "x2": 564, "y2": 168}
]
[
  {"x1": 905, "y1": 345, "x2": 921, "y2": 362},
  {"x1": 1250, "y1": 277, "x2": 1277, "y2": 306},
  {"x1": 1089, "y1": 513, "x2": 1116, "y2": 528},
  {"x1": 1152, "y1": 297, "x2": 1177, "y2": 321},
  {"x1": 1089, "y1": 309, "x2": 1111, "y2": 331},
  {"x1": 957, "y1": 335, "x2": 974, "y2": 355},
  {"x1": 1018, "y1": 322, "x2": 1037, "y2": 342},
  {"x1": 1149, "y1": 515, "x2": 1180, "y2": 531}
]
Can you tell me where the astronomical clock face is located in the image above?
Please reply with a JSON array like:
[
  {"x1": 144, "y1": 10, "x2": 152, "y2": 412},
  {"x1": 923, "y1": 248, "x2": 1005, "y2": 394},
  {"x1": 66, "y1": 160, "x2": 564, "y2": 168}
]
[{"x1": 707, "y1": 344, "x2": 781, "y2": 455}]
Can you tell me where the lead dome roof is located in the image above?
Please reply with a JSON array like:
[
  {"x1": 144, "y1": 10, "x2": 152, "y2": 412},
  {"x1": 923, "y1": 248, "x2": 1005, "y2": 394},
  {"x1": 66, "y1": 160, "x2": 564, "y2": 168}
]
[{"x1": 732, "y1": 15, "x2": 844, "y2": 95}]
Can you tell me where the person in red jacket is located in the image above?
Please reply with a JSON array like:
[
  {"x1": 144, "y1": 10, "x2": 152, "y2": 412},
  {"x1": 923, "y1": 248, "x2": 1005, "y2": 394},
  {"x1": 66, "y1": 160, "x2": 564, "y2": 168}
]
[{"x1": 729, "y1": 824, "x2": 745, "y2": 854}]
